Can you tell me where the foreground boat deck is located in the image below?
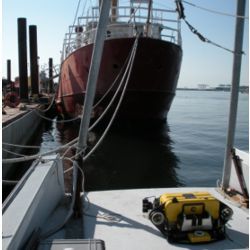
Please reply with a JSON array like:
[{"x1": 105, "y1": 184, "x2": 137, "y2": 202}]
[
  {"x1": 5, "y1": 160, "x2": 248, "y2": 250},
  {"x1": 83, "y1": 187, "x2": 249, "y2": 250}
]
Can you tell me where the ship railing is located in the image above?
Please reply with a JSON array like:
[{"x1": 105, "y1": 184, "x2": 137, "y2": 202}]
[
  {"x1": 62, "y1": 28, "x2": 178, "y2": 61},
  {"x1": 61, "y1": 4, "x2": 181, "y2": 60},
  {"x1": 85, "y1": 6, "x2": 178, "y2": 22},
  {"x1": 62, "y1": 24, "x2": 178, "y2": 55},
  {"x1": 79, "y1": 5, "x2": 180, "y2": 34}
]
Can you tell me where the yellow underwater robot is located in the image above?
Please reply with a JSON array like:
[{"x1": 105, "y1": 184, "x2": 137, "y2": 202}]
[{"x1": 143, "y1": 192, "x2": 233, "y2": 244}]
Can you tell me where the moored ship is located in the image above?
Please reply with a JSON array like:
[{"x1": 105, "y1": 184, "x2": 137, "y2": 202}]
[{"x1": 56, "y1": 0, "x2": 182, "y2": 120}]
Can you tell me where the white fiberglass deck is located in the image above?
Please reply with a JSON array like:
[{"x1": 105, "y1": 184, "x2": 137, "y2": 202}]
[{"x1": 83, "y1": 187, "x2": 249, "y2": 250}]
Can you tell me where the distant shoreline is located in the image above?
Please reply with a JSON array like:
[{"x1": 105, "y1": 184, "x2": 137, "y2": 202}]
[
  {"x1": 177, "y1": 86, "x2": 249, "y2": 93},
  {"x1": 177, "y1": 88, "x2": 228, "y2": 91}
]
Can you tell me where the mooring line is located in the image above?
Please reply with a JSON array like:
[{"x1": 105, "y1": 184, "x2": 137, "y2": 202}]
[
  {"x1": 83, "y1": 36, "x2": 139, "y2": 162},
  {"x1": 2, "y1": 33, "x2": 139, "y2": 167}
]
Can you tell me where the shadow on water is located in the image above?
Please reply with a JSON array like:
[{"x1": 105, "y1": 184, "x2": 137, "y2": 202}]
[
  {"x1": 2, "y1": 116, "x2": 183, "y2": 202},
  {"x1": 58, "y1": 120, "x2": 183, "y2": 192}
]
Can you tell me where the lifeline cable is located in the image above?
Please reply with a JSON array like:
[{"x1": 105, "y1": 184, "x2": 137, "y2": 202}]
[
  {"x1": 176, "y1": 0, "x2": 245, "y2": 55},
  {"x1": 182, "y1": 0, "x2": 249, "y2": 19},
  {"x1": 184, "y1": 19, "x2": 244, "y2": 55}
]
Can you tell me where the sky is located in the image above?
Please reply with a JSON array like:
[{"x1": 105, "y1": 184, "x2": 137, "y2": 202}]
[{"x1": 1, "y1": 0, "x2": 249, "y2": 88}]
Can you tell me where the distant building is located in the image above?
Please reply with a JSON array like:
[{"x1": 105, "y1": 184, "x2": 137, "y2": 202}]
[
  {"x1": 198, "y1": 84, "x2": 209, "y2": 90},
  {"x1": 215, "y1": 84, "x2": 231, "y2": 91}
]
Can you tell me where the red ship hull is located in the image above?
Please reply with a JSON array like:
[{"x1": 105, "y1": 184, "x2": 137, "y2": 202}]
[{"x1": 56, "y1": 37, "x2": 182, "y2": 120}]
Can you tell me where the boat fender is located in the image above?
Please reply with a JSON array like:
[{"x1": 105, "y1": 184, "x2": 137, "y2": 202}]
[{"x1": 4, "y1": 92, "x2": 20, "y2": 108}]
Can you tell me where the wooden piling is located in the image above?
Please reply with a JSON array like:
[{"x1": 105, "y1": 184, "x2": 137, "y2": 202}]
[
  {"x1": 49, "y1": 58, "x2": 53, "y2": 93},
  {"x1": 29, "y1": 25, "x2": 39, "y2": 96},
  {"x1": 17, "y1": 18, "x2": 29, "y2": 101},
  {"x1": 7, "y1": 60, "x2": 11, "y2": 83},
  {"x1": 6, "y1": 60, "x2": 14, "y2": 92}
]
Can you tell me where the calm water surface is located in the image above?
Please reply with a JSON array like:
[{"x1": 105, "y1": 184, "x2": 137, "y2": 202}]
[
  {"x1": 168, "y1": 90, "x2": 248, "y2": 186},
  {"x1": 39, "y1": 90, "x2": 248, "y2": 190}
]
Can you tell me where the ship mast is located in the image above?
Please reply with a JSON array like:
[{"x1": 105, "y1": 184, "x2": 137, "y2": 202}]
[
  {"x1": 111, "y1": 0, "x2": 118, "y2": 22},
  {"x1": 222, "y1": 0, "x2": 246, "y2": 189},
  {"x1": 145, "y1": 0, "x2": 153, "y2": 36},
  {"x1": 99, "y1": 0, "x2": 118, "y2": 22},
  {"x1": 75, "y1": 0, "x2": 111, "y2": 215}
]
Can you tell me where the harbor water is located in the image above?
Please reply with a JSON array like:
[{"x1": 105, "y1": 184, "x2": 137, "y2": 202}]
[
  {"x1": 168, "y1": 90, "x2": 248, "y2": 187},
  {"x1": 37, "y1": 90, "x2": 248, "y2": 191},
  {"x1": 4, "y1": 90, "x2": 247, "y2": 198}
]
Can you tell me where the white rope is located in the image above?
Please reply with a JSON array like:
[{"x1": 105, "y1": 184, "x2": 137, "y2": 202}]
[
  {"x1": 83, "y1": 36, "x2": 139, "y2": 162},
  {"x1": 84, "y1": 210, "x2": 122, "y2": 222},
  {"x1": 32, "y1": 109, "x2": 81, "y2": 123},
  {"x1": 93, "y1": 50, "x2": 131, "y2": 109},
  {"x1": 2, "y1": 35, "x2": 138, "y2": 165},
  {"x1": 62, "y1": 36, "x2": 138, "y2": 164},
  {"x1": 29, "y1": 46, "x2": 133, "y2": 125},
  {"x1": 2, "y1": 138, "x2": 78, "y2": 164},
  {"x1": 89, "y1": 40, "x2": 137, "y2": 131},
  {"x1": 61, "y1": 143, "x2": 77, "y2": 158},
  {"x1": 73, "y1": 0, "x2": 83, "y2": 27},
  {"x1": 2, "y1": 142, "x2": 51, "y2": 149},
  {"x1": 63, "y1": 157, "x2": 85, "y2": 193},
  {"x1": 128, "y1": 1, "x2": 143, "y2": 23},
  {"x1": 2, "y1": 180, "x2": 19, "y2": 185},
  {"x1": 2, "y1": 148, "x2": 30, "y2": 157},
  {"x1": 61, "y1": 146, "x2": 84, "y2": 161},
  {"x1": 81, "y1": 0, "x2": 88, "y2": 17},
  {"x1": 34, "y1": 49, "x2": 132, "y2": 125},
  {"x1": 39, "y1": 93, "x2": 56, "y2": 113},
  {"x1": 83, "y1": 191, "x2": 122, "y2": 222},
  {"x1": 60, "y1": 36, "x2": 139, "y2": 160}
]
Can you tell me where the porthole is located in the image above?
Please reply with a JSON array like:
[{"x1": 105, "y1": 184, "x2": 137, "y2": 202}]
[{"x1": 113, "y1": 64, "x2": 119, "y2": 69}]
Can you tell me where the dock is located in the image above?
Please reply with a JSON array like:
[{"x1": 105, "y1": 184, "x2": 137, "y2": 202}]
[
  {"x1": 2, "y1": 103, "x2": 41, "y2": 127},
  {"x1": 2, "y1": 104, "x2": 44, "y2": 179}
]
